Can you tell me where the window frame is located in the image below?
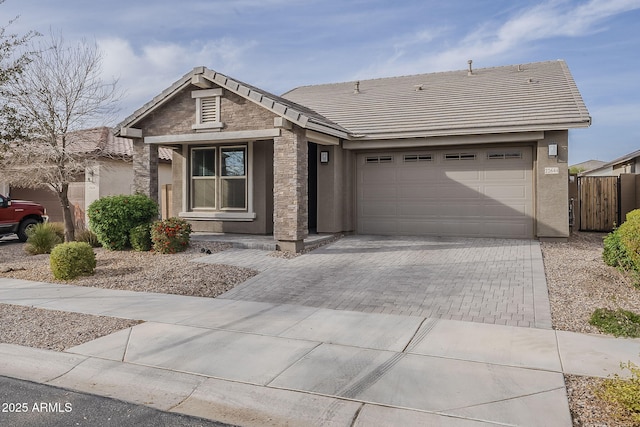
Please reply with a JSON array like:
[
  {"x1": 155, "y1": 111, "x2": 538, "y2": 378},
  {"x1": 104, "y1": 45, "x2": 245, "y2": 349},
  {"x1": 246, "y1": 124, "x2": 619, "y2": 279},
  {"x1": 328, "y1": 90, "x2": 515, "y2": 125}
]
[
  {"x1": 219, "y1": 146, "x2": 248, "y2": 211},
  {"x1": 190, "y1": 147, "x2": 217, "y2": 210},
  {"x1": 189, "y1": 145, "x2": 249, "y2": 212}
]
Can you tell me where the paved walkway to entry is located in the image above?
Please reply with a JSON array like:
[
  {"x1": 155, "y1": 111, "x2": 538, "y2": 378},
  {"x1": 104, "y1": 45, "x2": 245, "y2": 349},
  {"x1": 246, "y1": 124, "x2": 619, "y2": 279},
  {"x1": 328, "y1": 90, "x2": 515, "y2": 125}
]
[{"x1": 196, "y1": 236, "x2": 551, "y2": 329}]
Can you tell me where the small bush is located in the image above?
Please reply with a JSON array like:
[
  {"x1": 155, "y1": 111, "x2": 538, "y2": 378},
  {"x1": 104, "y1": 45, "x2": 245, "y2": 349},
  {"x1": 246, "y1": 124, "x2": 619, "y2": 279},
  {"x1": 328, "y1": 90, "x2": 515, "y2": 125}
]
[
  {"x1": 24, "y1": 223, "x2": 63, "y2": 255},
  {"x1": 48, "y1": 222, "x2": 66, "y2": 242},
  {"x1": 589, "y1": 308, "x2": 640, "y2": 338},
  {"x1": 75, "y1": 229, "x2": 101, "y2": 248},
  {"x1": 595, "y1": 361, "x2": 640, "y2": 424},
  {"x1": 50, "y1": 242, "x2": 96, "y2": 280},
  {"x1": 604, "y1": 210, "x2": 640, "y2": 273},
  {"x1": 130, "y1": 223, "x2": 152, "y2": 252},
  {"x1": 87, "y1": 194, "x2": 158, "y2": 250},
  {"x1": 151, "y1": 217, "x2": 192, "y2": 254}
]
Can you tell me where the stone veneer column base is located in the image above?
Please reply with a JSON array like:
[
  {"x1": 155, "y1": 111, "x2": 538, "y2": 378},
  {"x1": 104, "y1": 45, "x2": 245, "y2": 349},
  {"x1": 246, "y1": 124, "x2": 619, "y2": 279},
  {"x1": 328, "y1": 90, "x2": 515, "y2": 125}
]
[{"x1": 277, "y1": 240, "x2": 305, "y2": 253}]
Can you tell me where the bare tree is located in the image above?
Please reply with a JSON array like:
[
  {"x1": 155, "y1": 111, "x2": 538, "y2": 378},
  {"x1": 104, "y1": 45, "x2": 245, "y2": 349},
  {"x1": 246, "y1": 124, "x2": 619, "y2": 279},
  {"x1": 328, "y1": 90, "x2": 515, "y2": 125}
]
[
  {"x1": 0, "y1": 31, "x2": 120, "y2": 241},
  {"x1": 0, "y1": 1, "x2": 37, "y2": 144}
]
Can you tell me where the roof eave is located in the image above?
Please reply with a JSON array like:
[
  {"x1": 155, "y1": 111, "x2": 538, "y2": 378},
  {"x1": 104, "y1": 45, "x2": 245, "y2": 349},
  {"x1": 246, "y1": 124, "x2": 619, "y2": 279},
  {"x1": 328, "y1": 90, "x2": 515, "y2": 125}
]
[{"x1": 345, "y1": 120, "x2": 592, "y2": 141}]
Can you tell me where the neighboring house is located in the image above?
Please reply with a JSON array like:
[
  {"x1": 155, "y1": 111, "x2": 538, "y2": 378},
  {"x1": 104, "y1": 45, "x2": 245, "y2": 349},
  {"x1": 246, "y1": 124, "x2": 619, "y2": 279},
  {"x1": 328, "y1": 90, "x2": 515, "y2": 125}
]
[
  {"x1": 115, "y1": 60, "x2": 591, "y2": 251},
  {"x1": 579, "y1": 149, "x2": 640, "y2": 177},
  {"x1": 569, "y1": 159, "x2": 606, "y2": 174},
  {"x1": 7, "y1": 127, "x2": 172, "y2": 227}
]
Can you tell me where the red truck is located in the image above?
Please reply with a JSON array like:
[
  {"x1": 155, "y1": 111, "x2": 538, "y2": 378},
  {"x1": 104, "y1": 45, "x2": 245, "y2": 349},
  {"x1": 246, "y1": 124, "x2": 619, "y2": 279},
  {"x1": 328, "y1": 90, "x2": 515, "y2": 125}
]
[{"x1": 0, "y1": 193, "x2": 49, "y2": 242}]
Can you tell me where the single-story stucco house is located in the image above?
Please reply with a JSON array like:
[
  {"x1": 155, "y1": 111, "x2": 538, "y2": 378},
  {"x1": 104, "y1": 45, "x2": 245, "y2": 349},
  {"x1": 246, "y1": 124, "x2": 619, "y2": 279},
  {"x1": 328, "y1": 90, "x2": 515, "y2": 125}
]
[
  {"x1": 5, "y1": 127, "x2": 173, "y2": 227},
  {"x1": 116, "y1": 60, "x2": 591, "y2": 251},
  {"x1": 579, "y1": 149, "x2": 640, "y2": 177}
]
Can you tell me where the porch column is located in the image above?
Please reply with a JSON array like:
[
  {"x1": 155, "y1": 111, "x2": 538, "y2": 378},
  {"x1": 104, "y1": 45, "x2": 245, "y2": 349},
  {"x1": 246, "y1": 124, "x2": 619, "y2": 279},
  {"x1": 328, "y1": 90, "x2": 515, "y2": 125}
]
[
  {"x1": 273, "y1": 125, "x2": 308, "y2": 252},
  {"x1": 132, "y1": 136, "x2": 159, "y2": 204}
]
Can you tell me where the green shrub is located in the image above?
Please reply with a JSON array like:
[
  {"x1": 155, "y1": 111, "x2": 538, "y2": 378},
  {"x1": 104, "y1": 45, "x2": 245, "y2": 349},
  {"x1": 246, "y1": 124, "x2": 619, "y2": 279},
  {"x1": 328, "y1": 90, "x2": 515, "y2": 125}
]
[
  {"x1": 50, "y1": 242, "x2": 96, "y2": 280},
  {"x1": 87, "y1": 194, "x2": 158, "y2": 250},
  {"x1": 130, "y1": 223, "x2": 152, "y2": 252},
  {"x1": 595, "y1": 361, "x2": 640, "y2": 424},
  {"x1": 48, "y1": 222, "x2": 66, "y2": 242},
  {"x1": 24, "y1": 222, "x2": 63, "y2": 255},
  {"x1": 75, "y1": 229, "x2": 101, "y2": 248},
  {"x1": 151, "y1": 217, "x2": 192, "y2": 254},
  {"x1": 589, "y1": 308, "x2": 640, "y2": 338},
  {"x1": 603, "y1": 211, "x2": 640, "y2": 286}
]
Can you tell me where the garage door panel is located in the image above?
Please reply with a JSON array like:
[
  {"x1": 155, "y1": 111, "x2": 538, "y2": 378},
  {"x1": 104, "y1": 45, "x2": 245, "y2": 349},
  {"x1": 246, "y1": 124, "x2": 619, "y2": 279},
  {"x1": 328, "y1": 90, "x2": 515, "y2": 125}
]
[
  {"x1": 397, "y1": 168, "x2": 439, "y2": 182},
  {"x1": 360, "y1": 185, "x2": 397, "y2": 199},
  {"x1": 484, "y1": 169, "x2": 527, "y2": 180},
  {"x1": 397, "y1": 202, "x2": 439, "y2": 216},
  {"x1": 484, "y1": 185, "x2": 528, "y2": 199},
  {"x1": 360, "y1": 201, "x2": 396, "y2": 216},
  {"x1": 357, "y1": 147, "x2": 533, "y2": 238},
  {"x1": 445, "y1": 170, "x2": 482, "y2": 181},
  {"x1": 437, "y1": 185, "x2": 483, "y2": 199},
  {"x1": 360, "y1": 169, "x2": 396, "y2": 183},
  {"x1": 397, "y1": 186, "x2": 441, "y2": 198},
  {"x1": 484, "y1": 203, "x2": 530, "y2": 217}
]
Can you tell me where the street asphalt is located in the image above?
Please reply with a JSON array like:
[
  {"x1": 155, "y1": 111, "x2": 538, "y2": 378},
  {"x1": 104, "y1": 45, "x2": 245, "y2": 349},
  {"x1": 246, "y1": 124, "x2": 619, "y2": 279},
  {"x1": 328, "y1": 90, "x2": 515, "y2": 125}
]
[{"x1": 0, "y1": 375, "x2": 233, "y2": 427}]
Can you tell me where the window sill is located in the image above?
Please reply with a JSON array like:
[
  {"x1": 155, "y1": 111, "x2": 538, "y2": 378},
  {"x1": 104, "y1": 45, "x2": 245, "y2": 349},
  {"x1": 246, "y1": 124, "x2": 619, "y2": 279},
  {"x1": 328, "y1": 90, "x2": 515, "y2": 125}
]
[
  {"x1": 192, "y1": 122, "x2": 224, "y2": 131},
  {"x1": 179, "y1": 211, "x2": 256, "y2": 222}
]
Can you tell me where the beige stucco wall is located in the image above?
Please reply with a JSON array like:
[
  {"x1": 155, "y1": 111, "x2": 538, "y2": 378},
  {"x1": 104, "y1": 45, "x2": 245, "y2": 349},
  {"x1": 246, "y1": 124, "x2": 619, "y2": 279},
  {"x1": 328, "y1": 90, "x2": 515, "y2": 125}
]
[
  {"x1": 317, "y1": 144, "x2": 355, "y2": 233},
  {"x1": 535, "y1": 130, "x2": 569, "y2": 239},
  {"x1": 84, "y1": 159, "x2": 171, "y2": 225}
]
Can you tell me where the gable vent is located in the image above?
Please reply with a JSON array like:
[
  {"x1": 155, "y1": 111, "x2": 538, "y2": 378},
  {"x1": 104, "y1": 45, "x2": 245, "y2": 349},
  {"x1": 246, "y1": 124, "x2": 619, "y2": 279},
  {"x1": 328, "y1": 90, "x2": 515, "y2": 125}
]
[{"x1": 201, "y1": 97, "x2": 218, "y2": 123}]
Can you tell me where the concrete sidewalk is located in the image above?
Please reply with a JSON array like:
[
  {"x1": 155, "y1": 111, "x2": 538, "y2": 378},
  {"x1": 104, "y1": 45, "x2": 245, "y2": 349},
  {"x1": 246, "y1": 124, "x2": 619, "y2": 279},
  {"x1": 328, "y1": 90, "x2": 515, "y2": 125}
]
[{"x1": 1, "y1": 278, "x2": 640, "y2": 426}]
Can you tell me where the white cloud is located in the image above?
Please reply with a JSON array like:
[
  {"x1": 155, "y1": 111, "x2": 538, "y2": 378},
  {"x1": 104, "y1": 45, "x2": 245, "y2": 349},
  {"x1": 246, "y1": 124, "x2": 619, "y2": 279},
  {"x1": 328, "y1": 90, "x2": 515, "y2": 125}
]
[
  {"x1": 98, "y1": 37, "x2": 257, "y2": 120},
  {"x1": 358, "y1": 0, "x2": 640, "y2": 78}
]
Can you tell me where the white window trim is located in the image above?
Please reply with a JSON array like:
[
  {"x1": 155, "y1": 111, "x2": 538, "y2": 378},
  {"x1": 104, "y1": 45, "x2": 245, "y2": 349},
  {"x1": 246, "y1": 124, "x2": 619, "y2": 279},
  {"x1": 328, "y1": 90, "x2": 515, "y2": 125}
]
[
  {"x1": 190, "y1": 147, "x2": 216, "y2": 210},
  {"x1": 219, "y1": 145, "x2": 248, "y2": 211},
  {"x1": 180, "y1": 142, "x2": 255, "y2": 222},
  {"x1": 192, "y1": 89, "x2": 223, "y2": 131}
]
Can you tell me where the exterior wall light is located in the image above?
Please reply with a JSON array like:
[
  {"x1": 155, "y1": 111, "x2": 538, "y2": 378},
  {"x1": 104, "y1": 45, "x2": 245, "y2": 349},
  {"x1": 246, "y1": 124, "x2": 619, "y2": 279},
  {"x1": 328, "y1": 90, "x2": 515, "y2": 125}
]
[
  {"x1": 548, "y1": 143, "x2": 558, "y2": 157},
  {"x1": 320, "y1": 151, "x2": 329, "y2": 164}
]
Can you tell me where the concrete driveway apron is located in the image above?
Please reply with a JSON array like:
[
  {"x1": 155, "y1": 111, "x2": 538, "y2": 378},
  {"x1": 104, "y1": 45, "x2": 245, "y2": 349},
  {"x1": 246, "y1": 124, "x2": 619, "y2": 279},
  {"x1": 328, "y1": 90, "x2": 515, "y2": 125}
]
[{"x1": 199, "y1": 235, "x2": 551, "y2": 329}]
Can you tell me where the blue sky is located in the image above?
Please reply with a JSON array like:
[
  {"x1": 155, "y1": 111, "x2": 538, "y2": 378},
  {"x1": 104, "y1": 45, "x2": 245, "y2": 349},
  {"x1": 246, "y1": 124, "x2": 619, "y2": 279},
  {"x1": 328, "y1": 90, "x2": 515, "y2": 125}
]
[{"x1": 2, "y1": 0, "x2": 639, "y2": 165}]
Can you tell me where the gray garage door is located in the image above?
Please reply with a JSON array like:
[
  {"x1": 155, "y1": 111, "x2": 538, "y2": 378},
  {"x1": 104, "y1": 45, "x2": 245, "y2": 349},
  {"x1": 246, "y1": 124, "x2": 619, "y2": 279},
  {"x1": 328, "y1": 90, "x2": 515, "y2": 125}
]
[{"x1": 357, "y1": 147, "x2": 533, "y2": 238}]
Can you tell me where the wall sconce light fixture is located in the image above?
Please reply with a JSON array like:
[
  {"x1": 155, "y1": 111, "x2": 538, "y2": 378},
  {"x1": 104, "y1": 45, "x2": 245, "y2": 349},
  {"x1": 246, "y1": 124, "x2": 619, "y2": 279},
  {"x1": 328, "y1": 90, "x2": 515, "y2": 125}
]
[
  {"x1": 548, "y1": 143, "x2": 558, "y2": 157},
  {"x1": 320, "y1": 151, "x2": 329, "y2": 164}
]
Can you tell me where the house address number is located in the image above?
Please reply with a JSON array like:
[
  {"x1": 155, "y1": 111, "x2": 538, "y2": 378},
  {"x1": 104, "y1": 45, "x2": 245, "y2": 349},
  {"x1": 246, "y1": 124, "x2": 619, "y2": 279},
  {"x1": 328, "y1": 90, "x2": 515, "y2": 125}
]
[{"x1": 544, "y1": 167, "x2": 559, "y2": 175}]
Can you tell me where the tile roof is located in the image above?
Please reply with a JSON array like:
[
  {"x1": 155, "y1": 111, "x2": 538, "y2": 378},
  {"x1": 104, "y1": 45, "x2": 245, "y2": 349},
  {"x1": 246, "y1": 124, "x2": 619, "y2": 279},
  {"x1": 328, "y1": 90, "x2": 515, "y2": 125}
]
[
  {"x1": 67, "y1": 127, "x2": 172, "y2": 161},
  {"x1": 282, "y1": 60, "x2": 591, "y2": 140},
  {"x1": 580, "y1": 149, "x2": 640, "y2": 175}
]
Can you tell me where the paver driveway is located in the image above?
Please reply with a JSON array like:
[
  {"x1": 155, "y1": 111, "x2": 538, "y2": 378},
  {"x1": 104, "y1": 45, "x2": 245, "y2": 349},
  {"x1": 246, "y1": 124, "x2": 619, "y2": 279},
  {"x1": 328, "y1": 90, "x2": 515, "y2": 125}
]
[{"x1": 199, "y1": 236, "x2": 551, "y2": 328}]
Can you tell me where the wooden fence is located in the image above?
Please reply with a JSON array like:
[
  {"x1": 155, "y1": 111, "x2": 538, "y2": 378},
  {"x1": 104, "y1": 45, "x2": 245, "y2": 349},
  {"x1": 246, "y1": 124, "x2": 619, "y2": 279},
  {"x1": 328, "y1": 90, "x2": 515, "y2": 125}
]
[{"x1": 578, "y1": 176, "x2": 620, "y2": 231}]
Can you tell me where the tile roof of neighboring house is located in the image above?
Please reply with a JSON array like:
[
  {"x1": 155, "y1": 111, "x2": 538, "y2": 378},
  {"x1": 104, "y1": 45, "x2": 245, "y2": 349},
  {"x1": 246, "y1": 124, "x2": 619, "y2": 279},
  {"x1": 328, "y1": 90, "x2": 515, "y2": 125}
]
[
  {"x1": 282, "y1": 60, "x2": 591, "y2": 140},
  {"x1": 67, "y1": 127, "x2": 172, "y2": 161},
  {"x1": 570, "y1": 159, "x2": 607, "y2": 172},
  {"x1": 580, "y1": 149, "x2": 640, "y2": 175}
]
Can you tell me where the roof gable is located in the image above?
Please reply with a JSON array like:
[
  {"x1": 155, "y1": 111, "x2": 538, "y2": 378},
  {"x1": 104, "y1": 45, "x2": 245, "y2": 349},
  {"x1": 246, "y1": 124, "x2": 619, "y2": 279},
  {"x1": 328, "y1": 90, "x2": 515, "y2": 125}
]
[
  {"x1": 117, "y1": 67, "x2": 349, "y2": 139},
  {"x1": 282, "y1": 60, "x2": 591, "y2": 139}
]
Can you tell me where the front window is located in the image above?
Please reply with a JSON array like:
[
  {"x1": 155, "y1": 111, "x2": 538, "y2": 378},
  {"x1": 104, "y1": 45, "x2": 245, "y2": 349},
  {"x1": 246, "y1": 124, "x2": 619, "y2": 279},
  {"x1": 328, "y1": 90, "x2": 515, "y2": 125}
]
[
  {"x1": 220, "y1": 147, "x2": 247, "y2": 209},
  {"x1": 191, "y1": 148, "x2": 216, "y2": 209},
  {"x1": 190, "y1": 146, "x2": 247, "y2": 211}
]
